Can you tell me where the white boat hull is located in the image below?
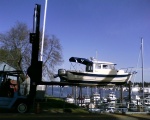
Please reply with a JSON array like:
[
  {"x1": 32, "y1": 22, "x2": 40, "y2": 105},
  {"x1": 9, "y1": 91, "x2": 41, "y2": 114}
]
[
  {"x1": 57, "y1": 57, "x2": 135, "y2": 85},
  {"x1": 58, "y1": 70, "x2": 132, "y2": 85}
]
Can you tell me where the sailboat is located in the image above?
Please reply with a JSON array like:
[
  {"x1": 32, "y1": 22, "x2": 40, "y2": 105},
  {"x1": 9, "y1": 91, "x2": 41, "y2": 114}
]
[{"x1": 130, "y1": 38, "x2": 145, "y2": 106}]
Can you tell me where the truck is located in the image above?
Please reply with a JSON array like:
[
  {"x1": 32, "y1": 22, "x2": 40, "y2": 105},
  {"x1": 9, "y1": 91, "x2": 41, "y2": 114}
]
[
  {"x1": 0, "y1": 70, "x2": 30, "y2": 113},
  {"x1": 0, "y1": 4, "x2": 46, "y2": 113}
]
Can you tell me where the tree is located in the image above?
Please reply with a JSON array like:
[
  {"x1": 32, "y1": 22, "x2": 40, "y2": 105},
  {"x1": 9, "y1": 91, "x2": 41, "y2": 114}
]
[{"x1": 0, "y1": 22, "x2": 63, "y2": 81}]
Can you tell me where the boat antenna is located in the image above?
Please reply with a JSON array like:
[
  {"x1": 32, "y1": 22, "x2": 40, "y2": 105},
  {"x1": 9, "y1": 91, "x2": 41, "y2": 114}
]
[
  {"x1": 95, "y1": 50, "x2": 98, "y2": 60},
  {"x1": 40, "y1": 0, "x2": 48, "y2": 61}
]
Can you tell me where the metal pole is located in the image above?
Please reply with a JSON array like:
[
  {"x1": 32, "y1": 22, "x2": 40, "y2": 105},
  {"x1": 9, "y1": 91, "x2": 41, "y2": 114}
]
[
  {"x1": 128, "y1": 81, "x2": 131, "y2": 103},
  {"x1": 120, "y1": 85, "x2": 123, "y2": 103},
  {"x1": 40, "y1": 0, "x2": 48, "y2": 61},
  {"x1": 141, "y1": 38, "x2": 145, "y2": 107}
]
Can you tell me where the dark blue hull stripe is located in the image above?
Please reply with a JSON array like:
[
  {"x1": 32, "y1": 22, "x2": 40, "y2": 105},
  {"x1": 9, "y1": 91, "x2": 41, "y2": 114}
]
[
  {"x1": 60, "y1": 78, "x2": 127, "y2": 85},
  {"x1": 69, "y1": 72, "x2": 129, "y2": 78}
]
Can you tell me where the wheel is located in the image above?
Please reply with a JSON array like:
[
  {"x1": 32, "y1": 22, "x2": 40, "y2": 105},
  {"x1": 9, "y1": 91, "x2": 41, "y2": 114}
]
[{"x1": 16, "y1": 103, "x2": 28, "y2": 113}]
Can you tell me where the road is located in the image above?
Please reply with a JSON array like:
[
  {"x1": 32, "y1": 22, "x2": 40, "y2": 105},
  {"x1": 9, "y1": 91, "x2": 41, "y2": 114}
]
[{"x1": 0, "y1": 113, "x2": 149, "y2": 120}]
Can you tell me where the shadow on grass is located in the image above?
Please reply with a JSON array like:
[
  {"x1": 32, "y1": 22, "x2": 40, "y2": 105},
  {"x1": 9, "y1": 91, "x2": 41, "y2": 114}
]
[
  {"x1": 120, "y1": 113, "x2": 150, "y2": 120},
  {"x1": 111, "y1": 112, "x2": 150, "y2": 120},
  {"x1": 0, "y1": 112, "x2": 120, "y2": 120},
  {"x1": 1, "y1": 97, "x2": 149, "y2": 120}
]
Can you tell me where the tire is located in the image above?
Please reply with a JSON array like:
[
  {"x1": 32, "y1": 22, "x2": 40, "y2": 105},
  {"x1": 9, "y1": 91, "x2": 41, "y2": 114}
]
[{"x1": 16, "y1": 102, "x2": 28, "y2": 113}]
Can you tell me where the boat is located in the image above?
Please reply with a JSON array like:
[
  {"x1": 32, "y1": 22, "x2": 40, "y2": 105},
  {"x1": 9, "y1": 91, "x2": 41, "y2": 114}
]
[
  {"x1": 77, "y1": 95, "x2": 91, "y2": 107},
  {"x1": 106, "y1": 92, "x2": 117, "y2": 104},
  {"x1": 57, "y1": 57, "x2": 135, "y2": 85},
  {"x1": 101, "y1": 97, "x2": 107, "y2": 103},
  {"x1": 144, "y1": 95, "x2": 150, "y2": 105},
  {"x1": 143, "y1": 87, "x2": 150, "y2": 93},
  {"x1": 65, "y1": 94, "x2": 74, "y2": 104},
  {"x1": 91, "y1": 92, "x2": 101, "y2": 104},
  {"x1": 131, "y1": 95, "x2": 141, "y2": 105},
  {"x1": 124, "y1": 94, "x2": 141, "y2": 105},
  {"x1": 84, "y1": 95, "x2": 91, "y2": 104},
  {"x1": 132, "y1": 86, "x2": 140, "y2": 92}
]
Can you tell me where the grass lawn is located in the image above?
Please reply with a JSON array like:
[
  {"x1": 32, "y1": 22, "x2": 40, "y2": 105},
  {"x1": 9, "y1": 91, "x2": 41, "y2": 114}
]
[{"x1": 33, "y1": 97, "x2": 89, "y2": 113}]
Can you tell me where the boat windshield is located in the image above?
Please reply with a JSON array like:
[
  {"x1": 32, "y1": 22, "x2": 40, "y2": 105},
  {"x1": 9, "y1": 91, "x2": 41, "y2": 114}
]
[
  {"x1": 94, "y1": 63, "x2": 116, "y2": 69},
  {"x1": 86, "y1": 64, "x2": 93, "y2": 72},
  {"x1": 103, "y1": 64, "x2": 115, "y2": 69}
]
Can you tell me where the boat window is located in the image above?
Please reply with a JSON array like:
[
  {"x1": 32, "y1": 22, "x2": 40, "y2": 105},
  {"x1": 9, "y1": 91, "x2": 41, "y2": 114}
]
[
  {"x1": 86, "y1": 64, "x2": 93, "y2": 72},
  {"x1": 103, "y1": 65, "x2": 108, "y2": 69},
  {"x1": 103, "y1": 64, "x2": 115, "y2": 69},
  {"x1": 95, "y1": 64, "x2": 101, "y2": 69},
  {"x1": 110, "y1": 64, "x2": 115, "y2": 69}
]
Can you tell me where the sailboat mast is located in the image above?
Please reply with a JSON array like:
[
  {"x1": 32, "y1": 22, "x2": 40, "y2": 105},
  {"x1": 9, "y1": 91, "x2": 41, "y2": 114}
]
[{"x1": 141, "y1": 38, "x2": 144, "y2": 105}]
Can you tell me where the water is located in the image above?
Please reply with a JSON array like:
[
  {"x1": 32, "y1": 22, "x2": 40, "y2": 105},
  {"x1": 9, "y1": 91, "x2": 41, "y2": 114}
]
[{"x1": 45, "y1": 86, "x2": 139, "y2": 99}]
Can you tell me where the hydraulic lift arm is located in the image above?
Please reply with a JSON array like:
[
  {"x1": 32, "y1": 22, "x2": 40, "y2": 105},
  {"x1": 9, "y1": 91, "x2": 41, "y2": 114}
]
[{"x1": 27, "y1": 4, "x2": 42, "y2": 102}]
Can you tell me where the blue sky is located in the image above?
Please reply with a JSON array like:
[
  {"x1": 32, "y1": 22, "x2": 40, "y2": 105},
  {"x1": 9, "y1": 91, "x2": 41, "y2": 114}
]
[{"x1": 0, "y1": 0, "x2": 150, "y2": 82}]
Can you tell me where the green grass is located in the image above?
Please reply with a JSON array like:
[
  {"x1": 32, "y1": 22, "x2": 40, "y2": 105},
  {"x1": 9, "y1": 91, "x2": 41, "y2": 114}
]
[{"x1": 34, "y1": 97, "x2": 89, "y2": 113}]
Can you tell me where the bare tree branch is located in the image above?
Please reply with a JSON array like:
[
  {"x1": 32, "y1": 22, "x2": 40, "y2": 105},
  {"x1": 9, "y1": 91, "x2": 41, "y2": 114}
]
[{"x1": 0, "y1": 22, "x2": 63, "y2": 81}]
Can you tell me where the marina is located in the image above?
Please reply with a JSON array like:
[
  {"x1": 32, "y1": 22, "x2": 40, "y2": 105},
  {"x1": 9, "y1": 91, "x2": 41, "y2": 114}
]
[
  {"x1": 47, "y1": 39, "x2": 150, "y2": 113},
  {"x1": 45, "y1": 85, "x2": 150, "y2": 113},
  {"x1": 0, "y1": 1, "x2": 150, "y2": 117}
]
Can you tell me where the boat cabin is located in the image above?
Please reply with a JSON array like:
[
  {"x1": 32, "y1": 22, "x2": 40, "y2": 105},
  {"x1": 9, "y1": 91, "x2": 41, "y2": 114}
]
[
  {"x1": 69, "y1": 57, "x2": 117, "y2": 73},
  {"x1": 86, "y1": 61, "x2": 116, "y2": 72}
]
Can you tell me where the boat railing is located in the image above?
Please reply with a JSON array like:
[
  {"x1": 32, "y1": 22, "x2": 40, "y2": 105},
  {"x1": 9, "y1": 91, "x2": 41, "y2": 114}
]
[
  {"x1": 120, "y1": 67, "x2": 134, "y2": 73},
  {"x1": 70, "y1": 62, "x2": 85, "y2": 72}
]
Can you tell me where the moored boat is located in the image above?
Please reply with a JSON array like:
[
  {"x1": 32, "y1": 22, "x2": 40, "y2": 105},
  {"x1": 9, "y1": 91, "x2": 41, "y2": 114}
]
[
  {"x1": 144, "y1": 95, "x2": 150, "y2": 105},
  {"x1": 65, "y1": 94, "x2": 74, "y2": 103},
  {"x1": 84, "y1": 95, "x2": 91, "y2": 104},
  {"x1": 91, "y1": 92, "x2": 101, "y2": 104},
  {"x1": 107, "y1": 92, "x2": 117, "y2": 104}
]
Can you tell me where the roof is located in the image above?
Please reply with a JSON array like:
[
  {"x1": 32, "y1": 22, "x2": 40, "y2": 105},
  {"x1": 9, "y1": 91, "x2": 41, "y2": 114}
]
[
  {"x1": 69, "y1": 57, "x2": 92, "y2": 65},
  {"x1": 69, "y1": 57, "x2": 115, "y2": 65},
  {"x1": 92, "y1": 60, "x2": 115, "y2": 65},
  {"x1": 0, "y1": 62, "x2": 16, "y2": 71}
]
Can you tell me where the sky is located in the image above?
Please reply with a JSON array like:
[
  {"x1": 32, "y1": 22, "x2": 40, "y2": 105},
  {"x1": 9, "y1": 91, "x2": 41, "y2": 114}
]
[{"x1": 0, "y1": 0, "x2": 150, "y2": 82}]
